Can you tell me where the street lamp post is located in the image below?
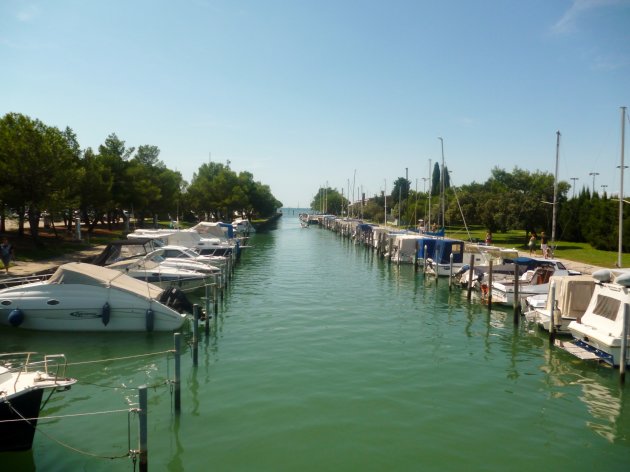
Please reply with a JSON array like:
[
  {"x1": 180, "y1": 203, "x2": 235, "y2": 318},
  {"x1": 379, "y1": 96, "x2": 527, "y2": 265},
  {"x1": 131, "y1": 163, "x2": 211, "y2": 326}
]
[
  {"x1": 619, "y1": 106, "x2": 626, "y2": 268},
  {"x1": 601, "y1": 184, "x2": 609, "y2": 196},
  {"x1": 589, "y1": 172, "x2": 600, "y2": 195},
  {"x1": 570, "y1": 177, "x2": 579, "y2": 199}
]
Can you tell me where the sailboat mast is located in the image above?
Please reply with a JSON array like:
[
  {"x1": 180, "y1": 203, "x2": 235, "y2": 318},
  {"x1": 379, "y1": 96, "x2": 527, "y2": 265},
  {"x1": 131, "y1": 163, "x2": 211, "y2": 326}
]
[
  {"x1": 439, "y1": 137, "x2": 445, "y2": 229},
  {"x1": 384, "y1": 179, "x2": 387, "y2": 226},
  {"x1": 552, "y1": 131, "x2": 560, "y2": 251},
  {"x1": 427, "y1": 159, "x2": 432, "y2": 229},
  {"x1": 619, "y1": 106, "x2": 626, "y2": 268}
]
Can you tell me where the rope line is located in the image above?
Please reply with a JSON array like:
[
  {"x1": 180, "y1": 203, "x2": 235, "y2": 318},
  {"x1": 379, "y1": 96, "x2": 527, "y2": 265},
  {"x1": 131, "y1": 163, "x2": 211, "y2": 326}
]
[
  {"x1": 66, "y1": 349, "x2": 174, "y2": 366},
  {"x1": 78, "y1": 379, "x2": 171, "y2": 390},
  {"x1": 4, "y1": 400, "x2": 131, "y2": 460},
  {"x1": 0, "y1": 407, "x2": 132, "y2": 424}
]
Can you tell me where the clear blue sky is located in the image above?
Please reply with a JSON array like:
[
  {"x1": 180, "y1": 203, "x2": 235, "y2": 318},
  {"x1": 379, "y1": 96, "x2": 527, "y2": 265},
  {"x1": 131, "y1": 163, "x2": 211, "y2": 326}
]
[{"x1": 2, "y1": 0, "x2": 629, "y2": 207}]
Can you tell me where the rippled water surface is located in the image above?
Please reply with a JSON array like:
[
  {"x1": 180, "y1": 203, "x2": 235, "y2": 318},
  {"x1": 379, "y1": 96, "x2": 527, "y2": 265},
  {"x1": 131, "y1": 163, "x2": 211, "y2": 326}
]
[{"x1": 2, "y1": 210, "x2": 629, "y2": 471}]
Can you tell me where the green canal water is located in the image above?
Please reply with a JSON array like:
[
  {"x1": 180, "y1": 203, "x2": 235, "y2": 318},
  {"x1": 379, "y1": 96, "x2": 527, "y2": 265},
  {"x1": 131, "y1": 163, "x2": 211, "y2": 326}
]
[{"x1": 2, "y1": 209, "x2": 629, "y2": 471}]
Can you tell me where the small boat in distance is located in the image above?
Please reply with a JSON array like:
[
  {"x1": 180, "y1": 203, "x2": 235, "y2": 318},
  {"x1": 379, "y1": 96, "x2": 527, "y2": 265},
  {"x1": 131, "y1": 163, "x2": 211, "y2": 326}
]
[{"x1": 0, "y1": 352, "x2": 77, "y2": 451}]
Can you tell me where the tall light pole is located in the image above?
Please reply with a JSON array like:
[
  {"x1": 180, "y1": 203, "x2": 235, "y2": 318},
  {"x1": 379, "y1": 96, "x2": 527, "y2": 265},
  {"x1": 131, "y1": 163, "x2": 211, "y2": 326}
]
[
  {"x1": 601, "y1": 184, "x2": 608, "y2": 195},
  {"x1": 618, "y1": 106, "x2": 626, "y2": 268},
  {"x1": 570, "y1": 177, "x2": 579, "y2": 199},
  {"x1": 552, "y1": 131, "x2": 560, "y2": 252},
  {"x1": 438, "y1": 137, "x2": 445, "y2": 229},
  {"x1": 589, "y1": 172, "x2": 600, "y2": 195}
]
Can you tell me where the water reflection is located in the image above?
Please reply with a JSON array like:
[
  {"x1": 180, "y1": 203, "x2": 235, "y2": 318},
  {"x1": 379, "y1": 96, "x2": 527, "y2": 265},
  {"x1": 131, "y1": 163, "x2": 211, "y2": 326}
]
[{"x1": 540, "y1": 344, "x2": 626, "y2": 443}]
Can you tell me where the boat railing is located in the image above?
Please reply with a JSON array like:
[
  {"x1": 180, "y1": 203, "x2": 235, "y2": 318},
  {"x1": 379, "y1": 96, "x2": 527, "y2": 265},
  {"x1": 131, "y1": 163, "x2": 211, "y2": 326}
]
[
  {"x1": 0, "y1": 273, "x2": 52, "y2": 289},
  {"x1": 1, "y1": 352, "x2": 71, "y2": 390}
]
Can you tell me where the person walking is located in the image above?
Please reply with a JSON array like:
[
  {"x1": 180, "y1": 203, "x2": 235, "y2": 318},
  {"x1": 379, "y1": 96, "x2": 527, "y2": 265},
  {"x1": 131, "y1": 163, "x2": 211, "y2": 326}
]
[
  {"x1": 528, "y1": 232, "x2": 536, "y2": 255},
  {"x1": 1, "y1": 238, "x2": 14, "y2": 274},
  {"x1": 540, "y1": 231, "x2": 549, "y2": 259}
]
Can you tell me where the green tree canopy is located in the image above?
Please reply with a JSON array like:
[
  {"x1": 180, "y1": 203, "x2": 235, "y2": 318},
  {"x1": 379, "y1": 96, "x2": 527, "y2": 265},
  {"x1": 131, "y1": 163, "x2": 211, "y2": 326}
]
[{"x1": 0, "y1": 113, "x2": 81, "y2": 241}]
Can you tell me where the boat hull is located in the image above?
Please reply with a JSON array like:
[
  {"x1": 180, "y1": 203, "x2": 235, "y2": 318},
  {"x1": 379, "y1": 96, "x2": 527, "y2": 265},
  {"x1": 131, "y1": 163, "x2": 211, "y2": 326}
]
[
  {"x1": 0, "y1": 284, "x2": 185, "y2": 331},
  {"x1": 0, "y1": 388, "x2": 45, "y2": 452}
]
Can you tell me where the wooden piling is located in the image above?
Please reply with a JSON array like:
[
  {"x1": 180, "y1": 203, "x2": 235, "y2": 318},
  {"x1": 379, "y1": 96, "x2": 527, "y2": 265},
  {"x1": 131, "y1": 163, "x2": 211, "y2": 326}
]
[
  {"x1": 513, "y1": 264, "x2": 520, "y2": 324},
  {"x1": 204, "y1": 284, "x2": 210, "y2": 336},
  {"x1": 414, "y1": 240, "x2": 419, "y2": 272},
  {"x1": 213, "y1": 275, "x2": 219, "y2": 315},
  {"x1": 549, "y1": 281, "x2": 557, "y2": 345},
  {"x1": 487, "y1": 260, "x2": 493, "y2": 310},
  {"x1": 449, "y1": 253, "x2": 453, "y2": 290},
  {"x1": 466, "y1": 254, "x2": 475, "y2": 301},
  {"x1": 192, "y1": 305, "x2": 199, "y2": 366},
  {"x1": 423, "y1": 244, "x2": 428, "y2": 275},
  {"x1": 174, "y1": 333, "x2": 181, "y2": 414},
  {"x1": 139, "y1": 385, "x2": 148, "y2": 472},
  {"x1": 620, "y1": 304, "x2": 628, "y2": 383}
]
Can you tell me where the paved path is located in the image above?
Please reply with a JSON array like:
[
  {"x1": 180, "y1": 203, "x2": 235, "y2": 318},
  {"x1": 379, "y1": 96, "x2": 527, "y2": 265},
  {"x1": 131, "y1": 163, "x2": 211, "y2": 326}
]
[{"x1": 0, "y1": 246, "x2": 105, "y2": 279}]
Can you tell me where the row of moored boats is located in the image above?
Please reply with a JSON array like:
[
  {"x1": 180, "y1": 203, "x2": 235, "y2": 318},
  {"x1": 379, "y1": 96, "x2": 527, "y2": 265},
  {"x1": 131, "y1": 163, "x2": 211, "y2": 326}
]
[
  {"x1": 0, "y1": 219, "x2": 254, "y2": 452},
  {"x1": 306, "y1": 214, "x2": 630, "y2": 369}
]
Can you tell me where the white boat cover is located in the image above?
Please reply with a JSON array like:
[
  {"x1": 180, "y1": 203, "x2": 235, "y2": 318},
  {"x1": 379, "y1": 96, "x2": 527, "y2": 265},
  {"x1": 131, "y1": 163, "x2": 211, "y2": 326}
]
[{"x1": 47, "y1": 263, "x2": 163, "y2": 299}]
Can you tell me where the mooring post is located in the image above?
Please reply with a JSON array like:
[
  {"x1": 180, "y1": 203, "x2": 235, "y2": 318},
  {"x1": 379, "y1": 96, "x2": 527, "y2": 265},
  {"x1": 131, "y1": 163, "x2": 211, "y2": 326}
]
[
  {"x1": 466, "y1": 254, "x2": 475, "y2": 301},
  {"x1": 549, "y1": 281, "x2": 557, "y2": 345},
  {"x1": 174, "y1": 333, "x2": 181, "y2": 414},
  {"x1": 449, "y1": 253, "x2": 453, "y2": 290},
  {"x1": 192, "y1": 305, "x2": 199, "y2": 367},
  {"x1": 213, "y1": 276, "x2": 219, "y2": 316},
  {"x1": 513, "y1": 264, "x2": 520, "y2": 324},
  {"x1": 487, "y1": 259, "x2": 493, "y2": 310},
  {"x1": 204, "y1": 284, "x2": 211, "y2": 336},
  {"x1": 139, "y1": 385, "x2": 148, "y2": 472},
  {"x1": 220, "y1": 272, "x2": 225, "y2": 302},
  {"x1": 423, "y1": 244, "x2": 428, "y2": 274},
  {"x1": 414, "y1": 240, "x2": 419, "y2": 272},
  {"x1": 620, "y1": 303, "x2": 628, "y2": 383}
]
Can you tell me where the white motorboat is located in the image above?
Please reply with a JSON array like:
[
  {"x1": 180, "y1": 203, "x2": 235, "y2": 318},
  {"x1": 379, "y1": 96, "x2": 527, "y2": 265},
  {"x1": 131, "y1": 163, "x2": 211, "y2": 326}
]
[
  {"x1": 566, "y1": 269, "x2": 630, "y2": 367},
  {"x1": 147, "y1": 245, "x2": 227, "y2": 270},
  {"x1": 129, "y1": 228, "x2": 236, "y2": 257},
  {"x1": 232, "y1": 217, "x2": 256, "y2": 235},
  {"x1": 0, "y1": 263, "x2": 189, "y2": 331},
  {"x1": 1, "y1": 352, "x2": 77, "y2": 451},
  {"x1": 491, "y1": 259, "x2": 572, "y2": 305},
  {"x1": 523, "y1": 274, "x2": 595, "y2": 333},
  {"x1": 105, "y1": 258, "x2": 210, "y2": 293},
  {"x1": 143, "y1": 250, "x2": 222, "y2": 275},
  {"x1": 424, "y1": 238, "x2": 466, "y2": 277}
]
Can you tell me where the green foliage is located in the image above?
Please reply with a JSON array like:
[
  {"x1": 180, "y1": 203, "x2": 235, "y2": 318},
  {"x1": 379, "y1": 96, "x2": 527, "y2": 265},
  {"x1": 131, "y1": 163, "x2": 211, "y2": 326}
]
[
  {"x1": 0, "y1": 113, "x2": 81, "y2": 241},
  {"x1": 188, "y1": 162, "x2": 281, "y2": 221},
  {"x1": 310, "y1": 187, "x2": 347, "y2": 215},
  {"x1": 0, "y1": 113, "x2": 282, "y2": 239},
  {"x1": 313, "y1": 165, "x2": 629, "y2": 254}
]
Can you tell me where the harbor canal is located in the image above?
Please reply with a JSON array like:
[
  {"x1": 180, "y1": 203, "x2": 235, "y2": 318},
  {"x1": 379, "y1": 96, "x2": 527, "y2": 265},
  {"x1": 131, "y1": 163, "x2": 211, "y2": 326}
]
[{"x1": 2, "y1": 209, "x2": 629, "y2": 471}]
